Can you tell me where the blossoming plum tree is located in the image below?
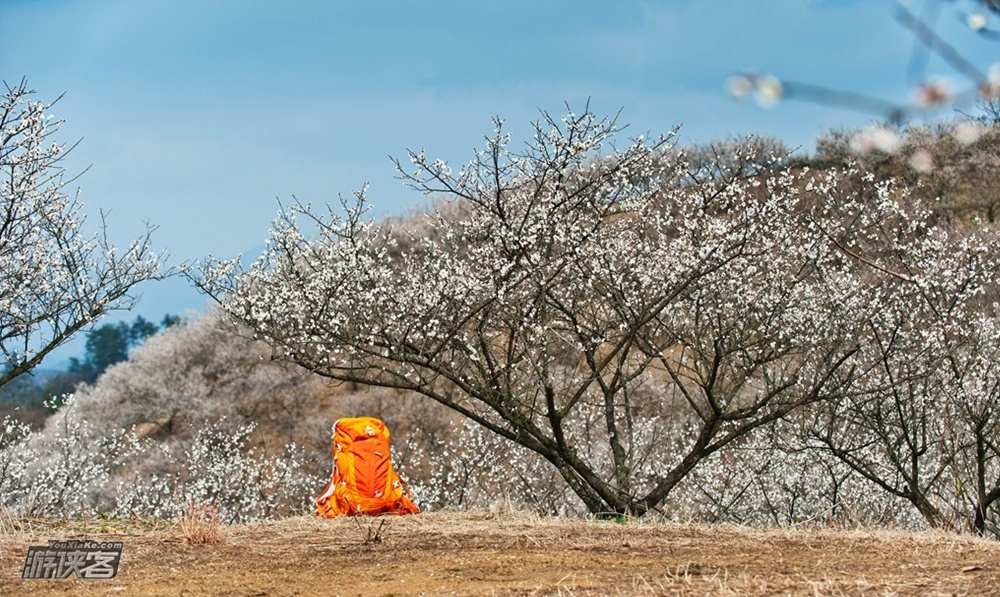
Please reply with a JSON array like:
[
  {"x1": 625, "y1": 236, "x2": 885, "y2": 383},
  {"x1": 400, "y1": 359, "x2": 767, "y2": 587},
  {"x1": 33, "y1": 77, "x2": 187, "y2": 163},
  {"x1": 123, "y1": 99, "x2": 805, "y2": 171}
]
[
  {"x1": 804, "y1": 184, "x2": 1000, "y2": 534},
  {"x1": 0, "y1": 79, "x2": 167, "y2": 388}
]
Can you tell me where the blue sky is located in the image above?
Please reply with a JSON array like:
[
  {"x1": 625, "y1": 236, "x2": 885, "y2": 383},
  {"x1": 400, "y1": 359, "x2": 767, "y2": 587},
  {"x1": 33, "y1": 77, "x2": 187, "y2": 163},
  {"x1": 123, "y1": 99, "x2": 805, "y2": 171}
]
[{"x1": 2, "y1": 0, "x2": 997, "y2": 365}]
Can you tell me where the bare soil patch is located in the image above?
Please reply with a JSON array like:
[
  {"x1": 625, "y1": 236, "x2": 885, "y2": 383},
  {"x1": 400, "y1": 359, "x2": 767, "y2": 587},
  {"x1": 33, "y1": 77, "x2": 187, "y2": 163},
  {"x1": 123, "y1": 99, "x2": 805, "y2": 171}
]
[{"x1": 0, "y1": 511, "x2": 998, "y2": 596}]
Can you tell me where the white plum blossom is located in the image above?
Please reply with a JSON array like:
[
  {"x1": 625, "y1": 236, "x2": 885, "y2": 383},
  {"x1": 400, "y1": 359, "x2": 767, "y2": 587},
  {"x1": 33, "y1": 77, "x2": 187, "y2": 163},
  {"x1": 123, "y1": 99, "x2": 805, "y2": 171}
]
[
  {"x1": 908, "y1": 148, "x2": 935, "y2": 172},
  {"x1": 953, "y1": 118, "x2": 985, "y2": 145},
  {"x1": 754, "y1": 74, "x2": 784, "y2": 107},
  {"x1": 850, "y1": 125, "x2": 903, "y2": 154},
  {"x1": 967, "y1": 12, "x2": 988, "y2": 31},
  {"x1": 725, "y1": 74, "x2": 753, "y2": 99},
  {"x1": 914, "y1": 77, "x2": 954, "y2": 108},
  {"x1": 726, "y1": 72, "x2": 783, "y2": 107}
]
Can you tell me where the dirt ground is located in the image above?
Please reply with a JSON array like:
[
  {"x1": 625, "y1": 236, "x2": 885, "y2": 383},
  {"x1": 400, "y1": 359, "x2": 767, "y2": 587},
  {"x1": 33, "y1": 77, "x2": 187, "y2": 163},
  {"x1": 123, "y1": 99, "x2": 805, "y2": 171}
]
[{"x1": 0, "y1": 510, "x2": 998, "y2": 596}]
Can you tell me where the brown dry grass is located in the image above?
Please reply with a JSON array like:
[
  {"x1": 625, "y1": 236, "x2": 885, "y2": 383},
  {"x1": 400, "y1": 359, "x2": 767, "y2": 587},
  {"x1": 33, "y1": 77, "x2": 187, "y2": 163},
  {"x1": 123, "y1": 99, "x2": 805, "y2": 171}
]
[
  {"x1": 0, "y1": 510, "x2": 999, "y2": 596},
  {"x1": 179, "y1": 502, "x2": 223, "y2": 546}
]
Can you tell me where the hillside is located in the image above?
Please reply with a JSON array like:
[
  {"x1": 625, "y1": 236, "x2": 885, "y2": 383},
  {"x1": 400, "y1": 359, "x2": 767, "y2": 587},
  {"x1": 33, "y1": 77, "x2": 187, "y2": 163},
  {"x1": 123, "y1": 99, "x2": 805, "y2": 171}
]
[{"x1": 1, "y1": 511, "x2": 999, "y2": 596}]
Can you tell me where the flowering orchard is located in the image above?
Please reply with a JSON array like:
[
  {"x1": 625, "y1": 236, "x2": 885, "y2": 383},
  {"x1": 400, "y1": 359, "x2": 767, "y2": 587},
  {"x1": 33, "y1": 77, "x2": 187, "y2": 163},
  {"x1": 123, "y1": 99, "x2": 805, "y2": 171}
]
[
  {"x1": 0, "y1": 395, "x2": 314, "y2": 522},
  {"x1": 193, "y1": 106, "x2": 999, "y2": 529},
  {"x1": 3, "y1": 96, "x2": 995, "y2": 532}
]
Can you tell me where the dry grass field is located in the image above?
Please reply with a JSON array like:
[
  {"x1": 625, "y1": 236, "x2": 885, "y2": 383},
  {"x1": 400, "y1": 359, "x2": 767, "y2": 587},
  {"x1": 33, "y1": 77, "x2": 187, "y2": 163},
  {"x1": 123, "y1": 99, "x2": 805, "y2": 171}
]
[{"x1": 0, "y1": 510, "x2": 999, "y2": 596}]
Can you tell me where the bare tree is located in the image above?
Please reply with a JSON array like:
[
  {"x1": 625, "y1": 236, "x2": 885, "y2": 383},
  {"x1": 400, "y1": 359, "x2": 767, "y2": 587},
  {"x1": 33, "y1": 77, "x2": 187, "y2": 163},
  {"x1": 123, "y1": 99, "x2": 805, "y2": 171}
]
[
  {"x1": 0, "y1": 79, "x2": 168, "y2": 388},
  {"x1": 974, "y1": 95, "x2": 1000, "y2": 124}
]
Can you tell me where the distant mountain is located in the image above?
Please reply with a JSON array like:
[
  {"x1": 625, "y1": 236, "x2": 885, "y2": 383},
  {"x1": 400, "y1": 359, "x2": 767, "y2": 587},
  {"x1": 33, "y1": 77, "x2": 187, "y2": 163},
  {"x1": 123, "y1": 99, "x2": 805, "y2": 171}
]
[{"x1": 13, "y1": 368, "x2": 63, "y2": 385}]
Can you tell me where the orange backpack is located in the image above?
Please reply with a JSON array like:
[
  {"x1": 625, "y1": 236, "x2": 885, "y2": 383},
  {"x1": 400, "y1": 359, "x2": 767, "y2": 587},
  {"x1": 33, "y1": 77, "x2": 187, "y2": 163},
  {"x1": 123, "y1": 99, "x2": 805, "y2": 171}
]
[{"x1": 316, "y1": 417, "x2": 420, "y2": 517}]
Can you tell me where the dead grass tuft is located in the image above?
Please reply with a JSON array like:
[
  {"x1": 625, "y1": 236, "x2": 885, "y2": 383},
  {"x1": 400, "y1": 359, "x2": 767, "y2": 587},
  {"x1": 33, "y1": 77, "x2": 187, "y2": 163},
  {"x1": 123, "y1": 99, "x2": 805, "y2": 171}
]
[
  {"x1": 351, "y1": 514, "x2": 389, "y2": 544},
  {"x1": 179, "y1": 501, "x2": 223, "y2": 545},
  {"x1": 0, "y1": 508, "x2": 19, "y2": 537}
]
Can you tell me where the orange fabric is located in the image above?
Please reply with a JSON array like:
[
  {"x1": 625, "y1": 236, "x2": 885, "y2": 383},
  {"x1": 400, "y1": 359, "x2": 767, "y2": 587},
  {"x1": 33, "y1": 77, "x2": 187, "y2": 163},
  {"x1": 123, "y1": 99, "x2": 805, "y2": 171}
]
[{"x1": 316, "y1": 417, "x2": 420, "y2": 518}]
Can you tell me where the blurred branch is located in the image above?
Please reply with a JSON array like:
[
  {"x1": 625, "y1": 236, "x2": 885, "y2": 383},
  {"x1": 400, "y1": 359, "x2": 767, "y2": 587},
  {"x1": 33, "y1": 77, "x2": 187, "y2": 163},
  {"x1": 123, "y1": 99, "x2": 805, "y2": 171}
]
[
  {"x1": 728, "y1": 0, "x2": 999, "y2": 126},
  {"x1": 895, "y1": 1, "x2": 987, "y2": 83}
]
